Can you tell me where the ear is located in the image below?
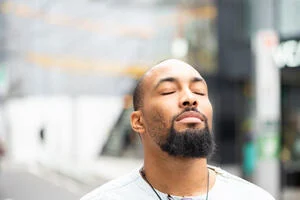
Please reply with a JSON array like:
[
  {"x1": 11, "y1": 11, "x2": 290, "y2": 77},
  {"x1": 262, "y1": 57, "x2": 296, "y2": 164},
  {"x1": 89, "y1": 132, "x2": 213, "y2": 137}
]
[{"x1": 130, "y1": 111, "x2": 145, "y2": 134}]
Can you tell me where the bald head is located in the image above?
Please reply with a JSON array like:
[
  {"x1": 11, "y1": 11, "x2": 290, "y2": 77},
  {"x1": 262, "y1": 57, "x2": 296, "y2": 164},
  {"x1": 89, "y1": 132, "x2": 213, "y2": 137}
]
[
  {"x1": 146, "y1": 59, "x2": 194, "y2": 75},
  {"x1": 132, "y1": 59, "x2": 202, "y2": 111}
]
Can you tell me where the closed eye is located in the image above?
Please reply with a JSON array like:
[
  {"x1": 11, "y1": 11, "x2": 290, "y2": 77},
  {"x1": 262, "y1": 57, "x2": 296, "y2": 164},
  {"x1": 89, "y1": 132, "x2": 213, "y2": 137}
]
[
  {"x1": 161, "y1": 91, "x2": 175, "y2": 95},
  {"x1": 194, "y1": 92, "x2": 206, "y2": 96}
]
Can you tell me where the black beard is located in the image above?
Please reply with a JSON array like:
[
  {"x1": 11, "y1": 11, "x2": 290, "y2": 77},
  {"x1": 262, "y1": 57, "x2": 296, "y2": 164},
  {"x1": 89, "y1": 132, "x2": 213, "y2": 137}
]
[{"x1": 160, "y1": 116, "x2": 215, "y2": 158}]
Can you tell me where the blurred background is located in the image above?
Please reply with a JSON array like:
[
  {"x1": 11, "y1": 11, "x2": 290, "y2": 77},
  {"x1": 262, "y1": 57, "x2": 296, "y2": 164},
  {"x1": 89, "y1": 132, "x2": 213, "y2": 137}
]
[{"x1": 0, "y1": 0, "x2": 299, "y2": 199}]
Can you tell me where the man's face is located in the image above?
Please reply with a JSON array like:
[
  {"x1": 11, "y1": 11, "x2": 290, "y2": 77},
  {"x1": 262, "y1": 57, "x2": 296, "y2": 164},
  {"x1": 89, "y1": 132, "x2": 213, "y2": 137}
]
[{"x1": 139, "y1": 60, "x2": 214, "y2": 158}]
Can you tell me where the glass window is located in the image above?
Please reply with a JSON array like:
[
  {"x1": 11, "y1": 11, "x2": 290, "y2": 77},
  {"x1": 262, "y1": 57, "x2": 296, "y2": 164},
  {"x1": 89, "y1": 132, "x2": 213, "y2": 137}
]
[{"x1": 278, "y1": 0, "x2": 300, "y2": 37}]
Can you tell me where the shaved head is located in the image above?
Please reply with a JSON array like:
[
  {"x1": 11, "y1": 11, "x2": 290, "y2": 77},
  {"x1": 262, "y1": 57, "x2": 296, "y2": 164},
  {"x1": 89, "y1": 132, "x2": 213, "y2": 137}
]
[{"x1": 133, "y1": 59, "x2": 201, "y2": 111}]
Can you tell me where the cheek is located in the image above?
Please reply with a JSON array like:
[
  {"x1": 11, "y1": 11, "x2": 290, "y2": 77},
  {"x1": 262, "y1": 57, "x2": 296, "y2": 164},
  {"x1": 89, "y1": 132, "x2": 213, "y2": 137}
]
[
  {"x1": 203, "y1": 100, "x2": 213, "y2": 130},
  {"x1": 143, "y1": 102, "x2": 171, "y2": 130}
]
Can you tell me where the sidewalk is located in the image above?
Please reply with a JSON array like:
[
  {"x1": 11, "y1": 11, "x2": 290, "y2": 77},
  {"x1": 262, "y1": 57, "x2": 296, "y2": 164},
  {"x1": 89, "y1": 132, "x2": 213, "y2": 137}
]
[{"x1": 53, "y1": 156, "x2": 143, "y2": 188}]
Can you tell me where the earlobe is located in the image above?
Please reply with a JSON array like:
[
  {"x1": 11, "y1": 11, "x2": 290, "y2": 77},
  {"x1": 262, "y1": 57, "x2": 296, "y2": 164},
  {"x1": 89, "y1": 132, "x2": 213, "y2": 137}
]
[{"x1": 131, "y1": 111, "x2": 145, "y2": 134}]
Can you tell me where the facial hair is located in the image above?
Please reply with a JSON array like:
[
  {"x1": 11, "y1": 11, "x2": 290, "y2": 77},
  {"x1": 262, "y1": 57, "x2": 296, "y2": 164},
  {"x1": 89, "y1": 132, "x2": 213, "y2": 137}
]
[{"x1": 160, "y1": 109, "x2": 215, "y2": 158}]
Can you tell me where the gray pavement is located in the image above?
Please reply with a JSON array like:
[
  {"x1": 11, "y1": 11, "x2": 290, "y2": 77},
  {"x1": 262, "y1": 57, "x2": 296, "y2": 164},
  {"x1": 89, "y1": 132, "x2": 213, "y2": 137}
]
[
  {"x1": 0, "y1": 163, "x2": 102, "y2": 200},
  {"x1": 0, "y1": 170, "x2": 79, "y2": 200}
]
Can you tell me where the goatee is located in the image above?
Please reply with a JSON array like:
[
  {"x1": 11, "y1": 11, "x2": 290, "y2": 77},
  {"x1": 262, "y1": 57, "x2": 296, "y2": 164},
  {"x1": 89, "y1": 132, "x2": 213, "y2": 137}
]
[{"x1": 160, "y1": 110, "x2": 215, "y2": 158}]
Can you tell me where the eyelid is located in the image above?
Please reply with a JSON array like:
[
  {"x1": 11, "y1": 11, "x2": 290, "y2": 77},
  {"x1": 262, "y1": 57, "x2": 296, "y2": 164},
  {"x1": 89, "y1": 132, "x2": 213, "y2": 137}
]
[
  {"x1": 193, "y1": 89, "x2": 207, "y2": 95},
  {"x1": 192, "y1": 85, "x2": 207, "y2": 95},
  {"x1": 161, "y1": 91, "x2": 175, "y2": 95},
  {"x1": 194, "y1": 92, "x2": 206, "y2": 96}
]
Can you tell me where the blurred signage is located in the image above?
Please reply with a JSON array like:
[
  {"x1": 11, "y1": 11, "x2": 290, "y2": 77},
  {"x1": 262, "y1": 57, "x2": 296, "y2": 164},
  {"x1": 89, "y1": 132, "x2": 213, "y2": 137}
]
[
  {"x1": 257, "y1": 121, "x2": 280, "y2": 160},
  {"x1": 273, "y1": 39, "x2": 300, "y2": 68},
  {"x1": 253, "y1": 30, "x2": 280, "y2": 121},
  {"x1": 252, "y1": 30, "x2": 281, "y2": 198}
]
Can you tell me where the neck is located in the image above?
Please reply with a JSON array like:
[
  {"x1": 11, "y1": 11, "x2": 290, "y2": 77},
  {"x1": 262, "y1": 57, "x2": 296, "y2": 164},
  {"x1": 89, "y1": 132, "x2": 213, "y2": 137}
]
[{"x1": 143, "y1": 152, "x2": 212, "y2": 197}]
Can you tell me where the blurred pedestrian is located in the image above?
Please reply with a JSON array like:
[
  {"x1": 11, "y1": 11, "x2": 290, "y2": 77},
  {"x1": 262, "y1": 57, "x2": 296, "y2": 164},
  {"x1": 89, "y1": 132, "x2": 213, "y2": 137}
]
[{"x1": 81, "y1": 59, "x2": 274, "y2": 200}]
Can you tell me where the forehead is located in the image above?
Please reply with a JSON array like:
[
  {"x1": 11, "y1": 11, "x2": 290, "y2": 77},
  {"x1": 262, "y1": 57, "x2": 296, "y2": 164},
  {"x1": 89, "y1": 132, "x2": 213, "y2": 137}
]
[{"x1": 143, "y1": 60, "x2": 203, "y2": 87}]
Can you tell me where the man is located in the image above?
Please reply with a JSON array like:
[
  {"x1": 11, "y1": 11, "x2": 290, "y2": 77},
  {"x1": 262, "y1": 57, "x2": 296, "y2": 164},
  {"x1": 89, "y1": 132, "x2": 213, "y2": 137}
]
[{"x1": 81, "y1": 59, "x2": 275, "y2": 200}]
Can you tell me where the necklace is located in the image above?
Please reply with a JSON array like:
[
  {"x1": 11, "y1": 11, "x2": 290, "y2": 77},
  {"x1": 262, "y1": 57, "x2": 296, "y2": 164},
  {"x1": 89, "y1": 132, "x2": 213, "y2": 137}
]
[{"x1": 140, "y1": 168, "x2": 209, "y2": 200}]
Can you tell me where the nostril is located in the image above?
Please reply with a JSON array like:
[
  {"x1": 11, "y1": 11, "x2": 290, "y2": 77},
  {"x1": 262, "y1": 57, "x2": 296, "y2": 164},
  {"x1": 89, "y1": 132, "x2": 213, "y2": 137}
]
[{"x1": 183, "y1": 101, "x2": 189, "y2": 106}]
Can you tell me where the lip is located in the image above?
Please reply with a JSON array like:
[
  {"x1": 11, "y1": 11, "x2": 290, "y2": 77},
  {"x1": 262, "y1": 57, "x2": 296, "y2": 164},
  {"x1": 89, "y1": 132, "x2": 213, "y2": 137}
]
[{"x1": 176, "y1": 111, "x2": 205, "y2": 123}]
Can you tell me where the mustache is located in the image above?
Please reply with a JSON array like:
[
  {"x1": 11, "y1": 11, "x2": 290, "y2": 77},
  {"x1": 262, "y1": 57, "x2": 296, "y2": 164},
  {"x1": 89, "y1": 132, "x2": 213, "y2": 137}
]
[{"x1": 173, "y1": 107, "x2": 208, "y2": 122}]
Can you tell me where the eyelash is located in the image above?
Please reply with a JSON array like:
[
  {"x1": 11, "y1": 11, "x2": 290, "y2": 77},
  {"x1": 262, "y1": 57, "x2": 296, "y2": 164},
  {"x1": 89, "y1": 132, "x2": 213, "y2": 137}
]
[
  {"x1": 161, "y1": 91, "x2": 205, "y2": 96},
  {"x1": 161, "y1": 91, "x2": 175, "y2": 95},
  {"x1": 194, "y1": 92, "x2": 205, "y2": 96}
]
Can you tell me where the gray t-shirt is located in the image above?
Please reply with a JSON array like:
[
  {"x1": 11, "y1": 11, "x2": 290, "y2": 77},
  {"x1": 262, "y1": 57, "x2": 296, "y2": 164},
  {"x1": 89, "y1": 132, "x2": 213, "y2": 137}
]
[{"x1": 80, "y1": 165, "x2": 275, "y2": 200}]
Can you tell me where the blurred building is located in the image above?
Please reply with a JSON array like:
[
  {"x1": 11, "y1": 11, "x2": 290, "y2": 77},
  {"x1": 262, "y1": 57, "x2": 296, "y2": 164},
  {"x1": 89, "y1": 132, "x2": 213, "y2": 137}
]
[{"x1": 217, "y1": 0, "x2": 300, "y2": 198}]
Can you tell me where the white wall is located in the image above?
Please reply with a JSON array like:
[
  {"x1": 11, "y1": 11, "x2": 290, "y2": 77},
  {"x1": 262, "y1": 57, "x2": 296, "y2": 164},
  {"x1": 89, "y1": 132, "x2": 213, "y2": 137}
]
[
  {"x1": 76, "y1": 96, "x2": 123, "y2": 163},
  {"x1": 5, "y1": 95, "x2": 123, "y2": 169}
]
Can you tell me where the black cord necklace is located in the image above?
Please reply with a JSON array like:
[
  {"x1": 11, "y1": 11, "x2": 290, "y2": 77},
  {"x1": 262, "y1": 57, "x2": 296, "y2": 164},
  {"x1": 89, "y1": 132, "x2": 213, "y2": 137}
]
[{"x1": 140, "y1": 168, "x2": 209, "y2": 200}]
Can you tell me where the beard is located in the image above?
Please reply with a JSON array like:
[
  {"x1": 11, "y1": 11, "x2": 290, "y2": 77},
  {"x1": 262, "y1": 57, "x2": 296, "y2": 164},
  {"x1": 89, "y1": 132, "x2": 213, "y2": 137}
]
[{"x1": 159, "y1": 110, "x2": 215, "y2": 158}]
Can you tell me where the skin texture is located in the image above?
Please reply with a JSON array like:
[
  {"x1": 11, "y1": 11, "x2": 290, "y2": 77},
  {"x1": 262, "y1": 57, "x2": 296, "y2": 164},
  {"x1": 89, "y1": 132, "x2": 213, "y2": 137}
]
[{"x1": 130, "y1": 59, "x2": 216, "y2": 197}]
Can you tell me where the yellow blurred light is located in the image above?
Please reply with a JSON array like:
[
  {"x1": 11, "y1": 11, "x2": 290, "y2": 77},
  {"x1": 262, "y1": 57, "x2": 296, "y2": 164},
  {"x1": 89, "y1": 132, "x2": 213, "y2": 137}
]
[
  {"x1": 0, "y1": 1, "x2": 13, "y2": 13},
  {"x1": 1, "y1": 2, "x2": 216, "y2": 39},
  {"x1": 26, "y1": 52, "x2": 149, "y2": 78}
]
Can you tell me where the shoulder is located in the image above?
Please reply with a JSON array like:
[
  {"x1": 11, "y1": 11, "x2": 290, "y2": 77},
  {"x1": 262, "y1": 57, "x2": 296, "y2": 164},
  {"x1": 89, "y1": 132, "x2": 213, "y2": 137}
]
[
  {"x1": 209, "y1": 165, "x2": 275, "y2": 200},
  {"x1": 80, "y1": 169, "x2": 142, "y2": 200}
]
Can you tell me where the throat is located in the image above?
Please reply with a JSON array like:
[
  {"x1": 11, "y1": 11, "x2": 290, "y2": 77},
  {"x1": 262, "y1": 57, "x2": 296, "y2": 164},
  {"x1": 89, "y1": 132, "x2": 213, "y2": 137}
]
[{"x1": 140, "y1": 167, "x2": 211, "y2": 199}]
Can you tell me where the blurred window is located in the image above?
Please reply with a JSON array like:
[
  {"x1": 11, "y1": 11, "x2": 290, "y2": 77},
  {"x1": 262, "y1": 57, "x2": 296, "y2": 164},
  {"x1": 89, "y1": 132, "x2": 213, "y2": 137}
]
[
  {"x1": 278, "y1": 0, "x2": 300, "y2": 37},
  {"x1": 281, "y1": 69, "x2": 300, "y2": 187}
]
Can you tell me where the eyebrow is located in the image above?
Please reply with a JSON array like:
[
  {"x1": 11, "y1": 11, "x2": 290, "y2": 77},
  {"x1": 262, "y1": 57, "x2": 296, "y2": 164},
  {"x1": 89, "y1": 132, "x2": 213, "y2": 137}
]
[
  {"x1": 191, "y1": 77, "x2": 205, "y2": 83},
  {"x1": 154, "y1": 77, "x2": 176, "y2": 89},
  {"x1": 154, "y1": 76, "x2": 205, "y2": 90}
]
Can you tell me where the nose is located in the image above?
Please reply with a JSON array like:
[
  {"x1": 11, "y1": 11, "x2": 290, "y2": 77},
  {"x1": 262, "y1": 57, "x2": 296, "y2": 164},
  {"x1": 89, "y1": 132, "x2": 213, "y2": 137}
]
[{"x1": 180, "y1": 89, "x2": 198, "y2": 108}]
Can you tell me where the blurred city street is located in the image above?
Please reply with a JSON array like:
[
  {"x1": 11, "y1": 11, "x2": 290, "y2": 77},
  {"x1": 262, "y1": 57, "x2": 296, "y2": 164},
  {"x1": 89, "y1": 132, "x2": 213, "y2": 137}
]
[
  {"x1": 0, "y1": 170, "x2": 79, "y2": 200},
  {"x1": 0, "y1": 161, "x2": 96, "y2": 200},
  {"x1": 0, "y1": 156, "x2": 143, "y2": 200},
  {"x1": 0, "y1": 0, "x2": 300, "y2": 199}
]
